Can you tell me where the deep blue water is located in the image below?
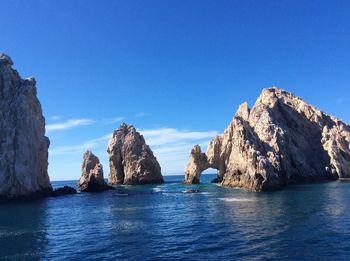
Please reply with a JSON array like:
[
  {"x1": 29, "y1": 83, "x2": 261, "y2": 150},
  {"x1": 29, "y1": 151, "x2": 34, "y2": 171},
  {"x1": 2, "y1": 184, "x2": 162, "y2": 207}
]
[{"x1": 1, "y1": 174, "x2": 350, "y2": 260}]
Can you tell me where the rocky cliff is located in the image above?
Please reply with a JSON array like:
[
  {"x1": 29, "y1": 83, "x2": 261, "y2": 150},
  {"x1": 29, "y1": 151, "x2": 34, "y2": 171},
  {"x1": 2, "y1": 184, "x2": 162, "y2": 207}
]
[
  {"x1": 184, "y1": 87, "x2": 350, "y2": 191},
  {"x1": 107, "y1": 123, "x2": 164, "y2": 185},
  {"x1": 0, "y1": 53, "x2": 52, "y2": 198},
  {"x1": 78, "y1": 151, "x2": 107, "y2": 192}
]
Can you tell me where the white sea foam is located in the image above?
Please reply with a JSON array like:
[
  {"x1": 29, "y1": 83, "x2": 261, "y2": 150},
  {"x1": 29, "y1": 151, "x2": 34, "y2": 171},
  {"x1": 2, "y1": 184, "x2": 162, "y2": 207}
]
[{"x1": 219, "y1": 197, "x2": 256, "y2": 202}]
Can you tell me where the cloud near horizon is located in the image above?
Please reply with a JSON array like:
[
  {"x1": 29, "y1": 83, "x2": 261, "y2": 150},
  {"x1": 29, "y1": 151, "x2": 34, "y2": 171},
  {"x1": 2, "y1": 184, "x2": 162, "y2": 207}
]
[{"x1": 49, "y1": 127, "x2": 219, "y2": 176}]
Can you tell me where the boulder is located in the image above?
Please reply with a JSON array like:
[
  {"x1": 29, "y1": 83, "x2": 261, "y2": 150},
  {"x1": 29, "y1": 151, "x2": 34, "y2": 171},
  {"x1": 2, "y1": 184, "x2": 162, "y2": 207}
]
[
  {"x1": 52, "y1": 186, "x2": 77, "y2": 197},
  {"x1": 107, "y1": 123, "x2": 163, "y2": 185},
  {"x1": 0, "y1": 53, "x2": 52, "y2": 199},
  {"x1": 184, "y1": 87, "x2": 350, "y2": 191}
]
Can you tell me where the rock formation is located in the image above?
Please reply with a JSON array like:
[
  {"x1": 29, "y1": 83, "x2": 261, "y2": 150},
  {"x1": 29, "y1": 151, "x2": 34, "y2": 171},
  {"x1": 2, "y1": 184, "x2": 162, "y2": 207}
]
[
  {"x1": 52, "y1": 186, "x2": 77, "y2": 197},
  {"x1": 184, "y1": 145, "x2": 210, "y2": 184},
  {"x1": 78, "y1": 151, "x2": 108, "y2": 192},
  {"x1": 107, "y1": 123, "x2": 164, "y2": 185},
  {"x1": 0, "y1": 53, "x2": 52, "y2": 199},
  {"x1": 184, "y1": 87, "x2": 350, "y2": 191}
]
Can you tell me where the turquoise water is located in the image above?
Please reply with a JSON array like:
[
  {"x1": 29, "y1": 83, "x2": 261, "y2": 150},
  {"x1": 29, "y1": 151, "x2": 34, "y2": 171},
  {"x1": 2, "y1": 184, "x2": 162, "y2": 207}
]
[{"x1": 1, "y1": 174, "x2": 350, "y2": 260}]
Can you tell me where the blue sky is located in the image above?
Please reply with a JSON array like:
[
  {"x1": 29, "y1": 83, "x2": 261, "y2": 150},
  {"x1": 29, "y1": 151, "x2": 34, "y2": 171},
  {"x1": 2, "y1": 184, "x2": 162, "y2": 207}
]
[{"x1": 1, "y1": 0, "x2": 350, "y2": 181}]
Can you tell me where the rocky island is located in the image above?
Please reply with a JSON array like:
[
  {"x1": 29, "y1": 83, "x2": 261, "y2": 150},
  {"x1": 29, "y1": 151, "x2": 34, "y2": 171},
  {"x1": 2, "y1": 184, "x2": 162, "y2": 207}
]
[
  {"x1": 107, "y1": 123, "x2": 164, "y2": 185},
  {"x1": 185, "y1": 87, "x2": 350, "y2": 192},
  {"x1": 0, "y1": 53, "x2": 52, "y2": 200},
  {"x1": 78, "y1": 150, "x2": 112, "y2": 192}
]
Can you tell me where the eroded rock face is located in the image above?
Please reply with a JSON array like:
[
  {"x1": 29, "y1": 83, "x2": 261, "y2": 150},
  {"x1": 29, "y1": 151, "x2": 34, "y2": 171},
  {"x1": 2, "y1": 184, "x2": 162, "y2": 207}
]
[
  {"x1": 184, "y1": 87, "x2": 350, "y2": 191},
  {"x1": 107, "y1": 123, "x2": 163, "y2": 185},
  {"x1": 0, "y1": 53, "x2": 52, "y2": 198},
  {"x1": 184, "y1": 145, "x2": 209, "y2": 184},
  {"x1": 78, "y1": 151, "x2": 106, "y2": 192}
]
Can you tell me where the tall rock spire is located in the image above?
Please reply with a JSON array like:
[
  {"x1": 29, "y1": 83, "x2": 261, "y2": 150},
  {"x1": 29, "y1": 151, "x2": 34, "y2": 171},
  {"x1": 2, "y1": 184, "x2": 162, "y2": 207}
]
[{"x1": 0, "y1": 53, "x2": 52, "y2": 199}]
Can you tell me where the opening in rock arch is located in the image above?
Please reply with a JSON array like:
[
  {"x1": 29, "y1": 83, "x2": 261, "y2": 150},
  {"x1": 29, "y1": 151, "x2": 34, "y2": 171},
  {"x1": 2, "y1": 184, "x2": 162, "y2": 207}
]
[
  {"x1": 202, "y1": 168, "x2": 221, "y2": 183},
  {"x1": 184, "y1": 145, "x2": 225, "y2": 184}
]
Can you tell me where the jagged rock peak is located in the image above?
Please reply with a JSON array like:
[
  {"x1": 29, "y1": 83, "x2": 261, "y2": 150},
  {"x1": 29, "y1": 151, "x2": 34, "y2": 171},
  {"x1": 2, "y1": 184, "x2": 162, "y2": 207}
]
[
  {"x1": 78, "y1": 150, "x2": 107, "y2": 192},
  {"x1": 184, "y1": 87, "x2": 350, "y2": 192},
  {"x1": 0, "y1": 53, "x2": 13, "y2": 65},
  {"x1": 0, "y1": 53, "x2": 52, "y2": 199},
  {"x1": 107, "y1": 123, "x2": 164, "y2": 185},
  {"x1": 236, "y1": 102, "x2": 250, "y2": 121}
]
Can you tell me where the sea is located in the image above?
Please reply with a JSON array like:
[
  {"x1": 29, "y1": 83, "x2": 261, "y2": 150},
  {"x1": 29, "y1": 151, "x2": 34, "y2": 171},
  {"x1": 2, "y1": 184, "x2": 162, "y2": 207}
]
[{"x1": 1, "y1": 174, "x2": 350, "y2": 260}]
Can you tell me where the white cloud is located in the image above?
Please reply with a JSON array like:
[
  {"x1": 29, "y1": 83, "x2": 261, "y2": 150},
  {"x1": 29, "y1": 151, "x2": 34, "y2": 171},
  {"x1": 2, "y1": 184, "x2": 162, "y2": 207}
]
[
  {"x1": 49, "y1": 127, "x2": 218, "y2": 176},
  {"x1": 49, "y1": 116, "x2": 62, "y2": 120},
  {"x1": 50, "y1": 134, "x2": 111, "y2": 156},
  {"x1": 140, "y1": 128, "x2": 218, "y2": 146},
  {"x1": 140, "y1": 128, "x2": 218, "y2": 174},
  {"x1": 46, "y1": 119, "x2": 95, "y2": 133}
]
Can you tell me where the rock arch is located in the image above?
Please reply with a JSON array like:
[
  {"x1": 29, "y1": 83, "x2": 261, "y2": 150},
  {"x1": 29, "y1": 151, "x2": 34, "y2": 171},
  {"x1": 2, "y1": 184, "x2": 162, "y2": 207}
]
[{"x1": 184, "y1": 145, "x2": 225, "y2": 184}]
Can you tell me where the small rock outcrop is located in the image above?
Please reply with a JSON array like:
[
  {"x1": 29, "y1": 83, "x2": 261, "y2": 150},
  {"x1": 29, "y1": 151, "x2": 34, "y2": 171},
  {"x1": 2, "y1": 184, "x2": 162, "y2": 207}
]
[
  {"x1": 52, "y1": 186, "x2": 77, "y2": 197},
  {"x1": 0, "y1": 53, "x2": 52, "y2": 199},
  {"x1": 185, "y1": 87, "x2": 350, "y2": 191},
  {"x1": 78, "y1": 151, "x2": 108, "y2": 192},
  {"x1": 107, "y1": 123, "x2": 164, "y2": 185}
]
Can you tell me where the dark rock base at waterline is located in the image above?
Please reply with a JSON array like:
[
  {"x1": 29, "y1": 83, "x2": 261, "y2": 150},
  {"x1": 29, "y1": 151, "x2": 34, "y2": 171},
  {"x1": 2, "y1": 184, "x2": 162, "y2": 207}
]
[{"x1": 0, "y1": 186, "x2": 78, "y2": 203}]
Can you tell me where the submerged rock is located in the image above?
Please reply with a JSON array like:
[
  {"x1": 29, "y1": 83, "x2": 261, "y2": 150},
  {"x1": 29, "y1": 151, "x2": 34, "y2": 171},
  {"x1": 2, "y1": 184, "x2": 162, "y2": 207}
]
[
  {"x1": 0, "y1": 53, "x2": 52, "y2": 199},
  {"x1": 107, "y1": 123, "x2": 164, "y2": 185},
  {"x1": 78, "y1": 151, "x2": 110, "y2": 192},
  {"x1": 185, "y1": 87, "x2": 350, "y2": 191}
]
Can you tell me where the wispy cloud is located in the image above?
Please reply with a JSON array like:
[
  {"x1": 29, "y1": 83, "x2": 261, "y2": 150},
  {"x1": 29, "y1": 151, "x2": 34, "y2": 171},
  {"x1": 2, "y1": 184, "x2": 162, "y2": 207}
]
[
  {"x1": 140, "y1": 128, "x2": 218, "y2": 174},
  {"x1": 46, "y1": 119, "x2": 95, "y2": 133},
  {"x1": 140, "y1": 128, "x2": 218, "y2": 146},
  {"x1": 49, "y1": 127, "x2": 218, "y2": 175},
  {"x1": 49, "y1": 115, "x2": 62, "y2": 121},
  {"x1": 50, "y1": 134, "x2": 111, "y2": 156}
]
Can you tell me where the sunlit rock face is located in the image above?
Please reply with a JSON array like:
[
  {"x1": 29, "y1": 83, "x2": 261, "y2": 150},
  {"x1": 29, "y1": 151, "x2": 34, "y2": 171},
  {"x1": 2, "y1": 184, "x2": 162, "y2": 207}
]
[
  {"x1": 185, "y1": 87, "x2": 350, "y2": 192},
  {"x1": 107, "y1": 123, "x2": 164, "y2": 185},
  {"x1": 0, "y1": 53, "x2": 52, "y2": 198},
  {"x1": 78, "y1": 151, "x2": 106, "y2": 192},
  {"x1": 184, "y1": 145, "x2": 210, "y2": 184}
]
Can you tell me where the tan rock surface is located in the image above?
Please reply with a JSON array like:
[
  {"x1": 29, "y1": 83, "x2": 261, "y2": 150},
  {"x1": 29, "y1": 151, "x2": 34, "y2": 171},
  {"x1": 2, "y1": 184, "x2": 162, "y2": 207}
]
[
  {"x1": 78, "y1": 151, "x2": 106, "y2": 192},
  {"x1": 185, "y1": 87, "x2": 350, "y2": 191},
  {"x1": 0, "y1": 53, "x2": 51, "y2": 198},
  {"x1": 107, "y1": 123, "x2": 163, "y2": 185}
]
